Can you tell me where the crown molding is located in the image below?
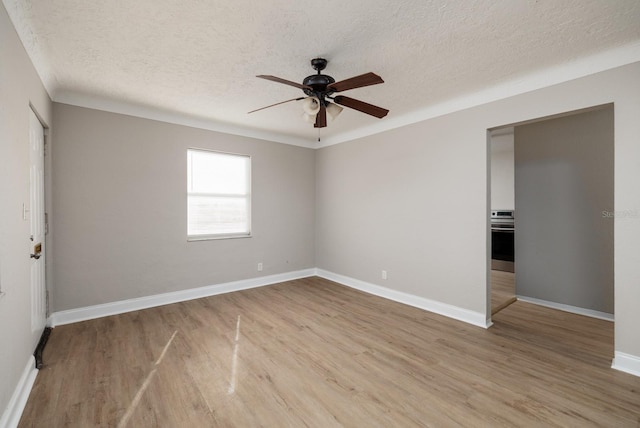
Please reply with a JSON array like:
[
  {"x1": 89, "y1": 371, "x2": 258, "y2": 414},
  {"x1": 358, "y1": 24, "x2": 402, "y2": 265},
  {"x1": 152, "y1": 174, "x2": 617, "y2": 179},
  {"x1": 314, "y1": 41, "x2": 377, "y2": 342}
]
[
  {"x1": 50, "y1": 40, "x2": 640, "y2": 150},
  {"x1": 317, "y1": 40, "x2": 640, "y2": 148},
  {"x1": 53, "y1": 91, "x2": 316, "y2": 149}
]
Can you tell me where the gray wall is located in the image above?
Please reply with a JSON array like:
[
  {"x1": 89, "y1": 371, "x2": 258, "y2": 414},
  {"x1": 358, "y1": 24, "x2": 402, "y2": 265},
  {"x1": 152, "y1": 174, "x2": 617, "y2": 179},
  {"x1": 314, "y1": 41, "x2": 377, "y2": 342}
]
[
  {"x1": 0, "y1": 2, "x2": 53, "y2": 419},
  {"x1": 316, "y1": 62, "x2": 640, "y2": 359},
  {"x1": 51, "y1": 103, "x2": 316, "y2": 311},
  {"x1": 316, "y1": 111, "x2": 489, "y2": 314},
  {"x1": 514, "y1": 107, "x2": 614, "y2": 314}
]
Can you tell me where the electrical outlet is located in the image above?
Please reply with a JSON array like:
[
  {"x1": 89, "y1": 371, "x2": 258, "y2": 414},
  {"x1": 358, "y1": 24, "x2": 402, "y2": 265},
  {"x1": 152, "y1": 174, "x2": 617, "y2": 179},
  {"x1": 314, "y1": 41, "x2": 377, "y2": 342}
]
[
  {"x1": 257, "y1": 263, "x2": 263, "y2": 272},
  {"x1": 382, "y1": 270, "x2": 387, "y2": 280}
]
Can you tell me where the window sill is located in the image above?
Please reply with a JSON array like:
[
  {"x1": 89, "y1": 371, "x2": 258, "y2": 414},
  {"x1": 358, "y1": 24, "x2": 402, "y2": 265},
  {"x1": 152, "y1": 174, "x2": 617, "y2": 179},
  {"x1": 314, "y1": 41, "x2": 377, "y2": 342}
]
[{"x1": 187, "y1": 234, "x2": 252, "y2": 242}]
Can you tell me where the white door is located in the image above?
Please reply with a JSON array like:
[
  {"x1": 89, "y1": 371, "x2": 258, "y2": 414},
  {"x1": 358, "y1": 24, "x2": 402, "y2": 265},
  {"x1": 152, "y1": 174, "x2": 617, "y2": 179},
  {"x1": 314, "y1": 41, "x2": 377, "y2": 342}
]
[{"x1": 29, "y1": 109, "x2": 47, "y2": 332}]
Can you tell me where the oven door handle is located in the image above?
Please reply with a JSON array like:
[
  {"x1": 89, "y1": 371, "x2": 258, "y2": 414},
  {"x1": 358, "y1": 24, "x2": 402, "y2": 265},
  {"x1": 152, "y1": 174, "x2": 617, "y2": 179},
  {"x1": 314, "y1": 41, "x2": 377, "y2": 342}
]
[{"x1": 491, "y1": 228, "x2": 515, "y2": 232}]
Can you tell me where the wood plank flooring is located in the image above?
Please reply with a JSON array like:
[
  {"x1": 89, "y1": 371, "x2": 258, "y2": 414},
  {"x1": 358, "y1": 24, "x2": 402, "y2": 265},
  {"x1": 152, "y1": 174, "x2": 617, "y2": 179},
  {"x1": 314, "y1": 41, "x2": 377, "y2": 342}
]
[{"x1": 19, "y1": 277, "x2": 640, "y2": 427}]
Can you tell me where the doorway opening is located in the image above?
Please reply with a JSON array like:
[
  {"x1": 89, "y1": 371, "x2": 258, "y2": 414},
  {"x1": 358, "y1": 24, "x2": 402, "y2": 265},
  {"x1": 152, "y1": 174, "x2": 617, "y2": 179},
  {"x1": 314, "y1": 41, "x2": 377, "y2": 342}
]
[
  {"x1": 489, "y1": 127, "x2": 516, "y2": 315},
  {"x1": 488, "y1": 104, "x2": 614, "y2": 321}
]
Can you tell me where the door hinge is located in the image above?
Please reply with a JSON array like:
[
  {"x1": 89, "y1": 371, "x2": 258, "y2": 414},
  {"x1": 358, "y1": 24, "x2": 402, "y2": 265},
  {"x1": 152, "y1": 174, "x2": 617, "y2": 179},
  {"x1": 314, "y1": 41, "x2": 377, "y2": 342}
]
[{"x1": 45, "y1": 212, "x2": 49, "y2": 235}]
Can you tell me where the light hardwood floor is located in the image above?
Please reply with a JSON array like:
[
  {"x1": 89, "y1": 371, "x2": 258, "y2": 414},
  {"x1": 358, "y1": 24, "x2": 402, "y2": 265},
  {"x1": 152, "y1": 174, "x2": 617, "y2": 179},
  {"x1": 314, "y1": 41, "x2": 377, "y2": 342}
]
[
  {"x1": 19, "y1": 277, "x2": 640, "y2": 427},
  {"x1": 491, "y1": 269, "x2": 516, "y2": 315}
]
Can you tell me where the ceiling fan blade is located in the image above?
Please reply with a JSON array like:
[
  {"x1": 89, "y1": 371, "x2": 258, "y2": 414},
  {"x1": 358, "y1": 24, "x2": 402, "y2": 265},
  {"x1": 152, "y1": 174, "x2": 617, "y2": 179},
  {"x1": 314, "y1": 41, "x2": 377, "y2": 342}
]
[
  {"x1": 333, "y1": 96, "x2": 389, "y2": 119},
  {"x1": 256, "y1": 75, "x2": 311, "y2": 90},
  {"x1": 314, "y1": 104, "x2": 327, "y2": 128},
  {"x1": 328, "y1": 72, "x2": 384, "y2": 92},
  {"x1": 248, "y1": 97, "x2": 304, "y2": 114}
]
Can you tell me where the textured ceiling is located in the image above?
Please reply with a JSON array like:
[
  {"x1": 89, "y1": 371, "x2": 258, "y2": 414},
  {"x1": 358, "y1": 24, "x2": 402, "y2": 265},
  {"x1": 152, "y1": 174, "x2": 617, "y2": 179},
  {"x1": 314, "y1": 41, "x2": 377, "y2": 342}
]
[{"x1": 4, "y1": 0, "x2": 640, "y2": 146}]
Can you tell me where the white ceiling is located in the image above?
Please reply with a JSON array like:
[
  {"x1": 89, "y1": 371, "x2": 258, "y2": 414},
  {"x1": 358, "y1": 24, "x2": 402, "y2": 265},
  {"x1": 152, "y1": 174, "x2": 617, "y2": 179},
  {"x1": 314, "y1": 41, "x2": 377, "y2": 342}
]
[{"x1": 4, "y1": 0, "x2": 640, "y2": 147}]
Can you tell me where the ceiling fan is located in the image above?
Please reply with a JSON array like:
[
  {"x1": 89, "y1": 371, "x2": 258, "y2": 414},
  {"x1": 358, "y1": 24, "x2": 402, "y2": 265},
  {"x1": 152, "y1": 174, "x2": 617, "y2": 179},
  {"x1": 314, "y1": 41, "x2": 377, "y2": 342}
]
[{"x1": 249, "y1": 58, "x2": 389, "y2": 128}]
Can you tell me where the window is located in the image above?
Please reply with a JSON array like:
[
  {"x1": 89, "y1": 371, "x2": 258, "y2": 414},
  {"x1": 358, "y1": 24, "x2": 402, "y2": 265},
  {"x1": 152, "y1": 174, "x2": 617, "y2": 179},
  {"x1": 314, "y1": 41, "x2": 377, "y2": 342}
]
[{"x1": 187, "y1": 149, "x2": 251, "y2": 240}]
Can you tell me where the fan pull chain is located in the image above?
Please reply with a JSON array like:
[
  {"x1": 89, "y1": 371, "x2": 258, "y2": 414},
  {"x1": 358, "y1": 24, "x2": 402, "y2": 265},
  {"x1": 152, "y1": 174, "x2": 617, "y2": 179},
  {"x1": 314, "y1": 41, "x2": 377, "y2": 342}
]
[{"x1": 318, "y1": 128, "x2": 321, "y2": 142}]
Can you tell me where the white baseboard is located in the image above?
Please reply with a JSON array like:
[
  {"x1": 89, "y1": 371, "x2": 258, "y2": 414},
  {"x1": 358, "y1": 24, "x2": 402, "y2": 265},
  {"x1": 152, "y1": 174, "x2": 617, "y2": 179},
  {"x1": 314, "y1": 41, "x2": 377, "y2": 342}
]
[
  {"x1": 612, "y1": 352, "x2": 640, "y2": 377},
  {"x1": 516, "y1": 295, "x2": 614, "y2": 321},
  {"x1": 49, "y1": 268, "x2": 316, "y2": 327},
  {"x1": 49, "y1": 267, "x2": 491, "y2": 330},
  {"x1": 0, "y1": 356, "x2": 38, "y2": 428},
  {"x1": 316, "y1": 269, "x2": 490, "y2": 328}
]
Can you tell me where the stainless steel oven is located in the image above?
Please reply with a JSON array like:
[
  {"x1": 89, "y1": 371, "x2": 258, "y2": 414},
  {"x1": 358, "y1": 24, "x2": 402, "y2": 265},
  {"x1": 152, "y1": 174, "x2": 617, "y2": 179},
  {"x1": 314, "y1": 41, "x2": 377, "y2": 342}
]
[{"x1": 491, "y1": 210, "x2": 514, "y2": 272}]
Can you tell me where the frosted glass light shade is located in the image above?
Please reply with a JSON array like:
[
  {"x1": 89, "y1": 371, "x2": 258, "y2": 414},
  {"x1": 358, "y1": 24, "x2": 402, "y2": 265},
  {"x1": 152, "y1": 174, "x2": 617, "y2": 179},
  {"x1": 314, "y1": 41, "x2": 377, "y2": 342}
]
[
  {"x1": 302, "y1": 112, "x2": 316, "y2": 123},
  {"x1": 302, "y1": 97, "x2": 320, "y2": 115},
  {"x1": 326, "y1": 102, "x2": 343, "y2": 120}
]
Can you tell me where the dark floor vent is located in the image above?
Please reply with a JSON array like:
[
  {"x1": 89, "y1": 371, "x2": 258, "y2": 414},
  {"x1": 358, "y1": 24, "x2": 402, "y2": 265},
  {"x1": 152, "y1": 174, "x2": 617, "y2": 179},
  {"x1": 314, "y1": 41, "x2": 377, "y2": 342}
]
[{"x1": 34, "y1": 327, "x2": 52, "y2": 369}]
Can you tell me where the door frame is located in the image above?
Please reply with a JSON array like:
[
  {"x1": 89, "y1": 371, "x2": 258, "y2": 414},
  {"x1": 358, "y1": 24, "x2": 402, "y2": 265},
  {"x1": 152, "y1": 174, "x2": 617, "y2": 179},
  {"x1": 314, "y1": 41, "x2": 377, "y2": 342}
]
[
  {"x1": 28, "y1": 105, "x2": 49, "y2": 330},
  {"x1": 486, "y1": 103, "x2": 615, "y2": 325}
]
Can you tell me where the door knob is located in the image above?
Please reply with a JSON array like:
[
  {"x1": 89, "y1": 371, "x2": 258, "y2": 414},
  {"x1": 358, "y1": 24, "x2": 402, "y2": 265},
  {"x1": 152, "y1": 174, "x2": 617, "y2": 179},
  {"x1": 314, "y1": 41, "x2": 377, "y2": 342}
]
[{"x1": 30, "y1": 242, "x2": 42, "y2": 260}]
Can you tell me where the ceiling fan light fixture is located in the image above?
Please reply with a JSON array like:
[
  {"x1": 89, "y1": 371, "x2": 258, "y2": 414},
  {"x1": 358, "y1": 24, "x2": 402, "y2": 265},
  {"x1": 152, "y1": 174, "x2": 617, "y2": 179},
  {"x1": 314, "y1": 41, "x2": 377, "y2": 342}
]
[
  {"x1": 302, "y1": 112, "x2": 317, "y2": 123},
  {"x1": 301, "y1": 97, "x2": 320, "y2": 115},
  {"x1": 326, "y1": 102, "x2": 343, "y2": 121},
  {"x1": 252, "y1": 59, "x2": 388, "y2": 132}
]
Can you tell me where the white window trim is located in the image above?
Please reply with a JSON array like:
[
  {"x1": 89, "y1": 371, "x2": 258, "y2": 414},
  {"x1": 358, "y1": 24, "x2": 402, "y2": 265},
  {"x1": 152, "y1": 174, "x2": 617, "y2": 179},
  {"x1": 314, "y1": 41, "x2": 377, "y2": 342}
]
[{"x1": 187, "y1": 148, "x2": 252, "y2": 241}]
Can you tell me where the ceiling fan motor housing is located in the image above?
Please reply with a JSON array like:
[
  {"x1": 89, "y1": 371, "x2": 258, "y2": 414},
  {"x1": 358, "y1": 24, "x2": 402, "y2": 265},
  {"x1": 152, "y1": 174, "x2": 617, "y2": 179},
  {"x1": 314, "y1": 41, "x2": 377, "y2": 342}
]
[
  {"x1": 302, "y1": 58, "x2": 336, "y2": 102},
  {"x1": 252, "y1": 57, "x2": 388, "y2": 127},
  {"x1": 302, "y1": 74, "x2": 335, "y2": 99}
]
